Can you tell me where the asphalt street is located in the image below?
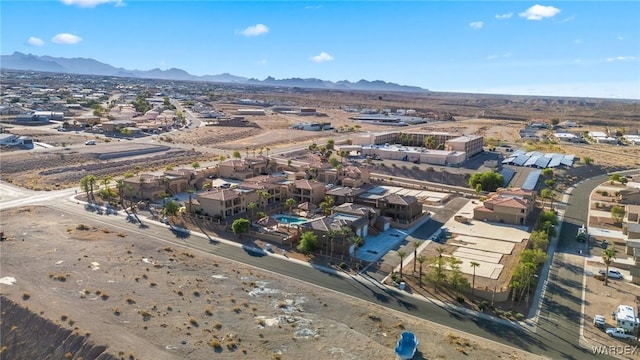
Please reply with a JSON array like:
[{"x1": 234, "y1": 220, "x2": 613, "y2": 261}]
[{"x1": 2, "y1": 171, "x2": 636, "y2": 359}]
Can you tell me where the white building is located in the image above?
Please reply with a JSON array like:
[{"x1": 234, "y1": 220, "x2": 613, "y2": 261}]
[
  {"x1": 237, "y1": 109, "x2": 266, "y2": 116},
  {"x1": 623, "y1": 135, "x2": 640, "y2": 145},
  {"x1": 0, "y1": 133, "x2": 33, "y2": 147},
  {"x1": 554, "y1": 132, "x2": 580, "y2": 142},
  {"x1": 615, "y1": 305, "x2": 639, "y2": 332}
]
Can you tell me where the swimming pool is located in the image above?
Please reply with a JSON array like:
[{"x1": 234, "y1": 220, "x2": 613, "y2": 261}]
[{"x1": 272, "y1": 214, "x2": 309, "y2": 224}]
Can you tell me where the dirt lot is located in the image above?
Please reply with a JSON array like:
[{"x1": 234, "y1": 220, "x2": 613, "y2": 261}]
[
  {"x1": 0, "y1": 206, "x2": 545, "y2": 360},
  {"x1": 582, "y1": 272, "x2": 640, "y2": 360}
]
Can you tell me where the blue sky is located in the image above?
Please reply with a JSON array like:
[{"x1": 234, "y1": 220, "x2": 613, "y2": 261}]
[{"x1": 2, "y1": 1, "x2": 639, "y2": 99}]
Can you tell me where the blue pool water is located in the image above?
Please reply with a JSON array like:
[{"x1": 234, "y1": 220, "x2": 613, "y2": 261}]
[
  {"x1": 395, "y1": 331, "x2": 418, "y2": 360},
  {"x1": 273, "y1": 214, "x2": 308, "y2": 224}
]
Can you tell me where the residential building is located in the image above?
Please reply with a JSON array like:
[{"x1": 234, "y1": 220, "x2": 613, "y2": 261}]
[
  {"x1": 444, "y1": 135, "x2": 484, "y2": 158},
  {"x1": 291, "y1": 179, "x2": 326, "y2": 205},
  {"x1": 376, "y1": 194, "x2": 423, "y2": 225},
  {"x1": 218, "y1": 157, "x2": 278, "y2": 180},
  {"x1": 193, "y1": 187, "x2": 258, "y2": 219},
  {"x1": 473, "y1": 188, "x2": 536, "y2": 225}
]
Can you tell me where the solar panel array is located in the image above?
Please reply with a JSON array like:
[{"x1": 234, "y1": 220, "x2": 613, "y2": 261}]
[
  {"x1": 522, "y1": 170, "x2": 542, "y2": 190},
  {"x1": 501, "y1": 151, "x2": 575, "y2": 169}
]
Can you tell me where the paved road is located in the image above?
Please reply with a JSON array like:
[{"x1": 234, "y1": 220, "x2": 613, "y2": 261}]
[{"x1": 3, "y1": 171, "x2": 638, "y2": 358}]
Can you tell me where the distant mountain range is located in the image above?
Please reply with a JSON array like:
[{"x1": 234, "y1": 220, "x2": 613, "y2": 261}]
[{"x1": 1, "y1": 52, "x2": 428, "y2": 93}]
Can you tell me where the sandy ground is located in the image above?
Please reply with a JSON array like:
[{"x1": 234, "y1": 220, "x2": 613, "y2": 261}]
[{"x1": 0, "y1": 206, "x2": 545, "y2": 360}]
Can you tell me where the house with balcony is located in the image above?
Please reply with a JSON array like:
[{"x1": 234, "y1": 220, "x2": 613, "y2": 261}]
[
  {"x1": 291, "y1": 179, "x2": 325, "y2": 205},
  {"x1": 241, "y1": 175, "x2": 291, "y2": 205},
  {"x1": 473, "y1": 188, "x2": 536, "y2": 225},
  {"x1": 192, "y1": 187, "x2": 258, "y2": 219},
  {"x1": 376, "y1": 194, "x2": 423, "y2": 226},
  {"x1": 217, "y1": 157, "x2": 280, "y2": 180}
]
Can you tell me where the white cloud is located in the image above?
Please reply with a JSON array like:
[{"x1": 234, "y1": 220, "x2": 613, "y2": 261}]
[
  {"x1": 60, "y1": 0, "x2": 124, "y2": 7},
  {"x1": 310, "y1": 52, "x2": 334, "y2": 63},
  {"x1": 27, "y1": 37, "x2": 44, "y2": 46},
  {"x1": 486, "y1": 53, "x2": 511, "y2": 61},
  {"x1": 617, "y1": 36, "x2": 624, "y2": 41},
  {"x1": 469, "y1": 21, "x2": 484, "y2": 29},
  {"x1": 559, "y1": 15, "x2": 575, "y2": 23},
  {"x1": 51, "y1": 33, "x2": 82, "y2": 44},
  {"x1": 495, "y1": 12, "x2": 513, "y2": 20},
  {"x1": 606, "y1": 56, "x2": 637, "y2": 62},
  {"x1": 256, "y1": 59, "x2": 267, "y2": 65},
  {"x1": 238, "y1": 24, "x2": 269, "y2": 37},
  {"x1": 519, "y1": 5, "x2": 561, "y2": 20}
]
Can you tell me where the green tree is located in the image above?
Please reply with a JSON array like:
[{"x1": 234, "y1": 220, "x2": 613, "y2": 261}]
[
  {"x1": 329, "y1": 157, "x2": 340, "y2": 168},
  {"x1": 163, "y1": 199, "x2": 180, "y2": 219},
  {"x1": 80, "y1": 176, "x2": 90, "y2": 200},
  {"x1": 468, "y1": 171, "x2": 504, "y2": 192},
  {"x1": 232, "y1": 150, "x2": 242, "y2": 159},
  {"x1": 530, "y1": 230, "x2": 550, "y2": 251},
  {"x1": 319, "y1": 195, "x2": 334, "y2": 216},
  {"x1": 326, "y1": 139, "x2": 335, "y2": 150},
  {"x1": 340, "y1": 226, "x2": 353, "y2": 260},
  {"x1": 541, "y1": 168, "x2": 554, "y2": 177},
  {"x1": 285, "y1": 198, "x2": 296, "y2": 214},
  {"x1": 86, "y1": 174, "x2": 97, "y2": 202},
  {"x1": 448, "y1": 256, "x2": 469, "y2": 297},
  {"x1": 186, "y1": 188, "x2": 194, "y2": 214},
  {"x1": 327, "y1": 229, "x2": 339, "y2": 260},
  {"x1": 412, "y1": 240, "x2": 422, "y2": 273},
  {"x1": 231, "y1": 218, "x2": 250, "y2": 238},
  {"x1": 416, "y1": 256, "x2": 426, "y2": 288},
  {"x1": 191, "y1": 161, "x2": 200, "y2": 170},
  {"x1": 297, "y1": 231, "x2": 318, "y2": 255},
  {"x1": 116, "y1": 179, "x2": 126, "y2": 205},
  {"x1": 540, "y1": 188, "x2": 553, "y2": 208},
  {"x1": 470, "y1": 261, "x2": 480, "y2": 296},
  {"x1": 610, "y1": 205, "x2": 626, "y2": 224},
  {"x1": 539, "y1": 210, "x2": 558, "y2": 226},
  {"x1": 349, "y1": 235, "x2": 363, "y2": 265},
  {"x1": 396, "y1": 250, "x2": 407, "y2": 279},
  {"x1": 609, "y1": 174, "x2": 622, "y2": 184},
  {"x1": 247, "y1": 202, "x2": 257, "y2": 220},
  {"x1": 423, "y1": 135, "x2": 437, "y2": 149},
  {"x1": 427, "y1": 246, "x2": 448, "y2": 293},
  {"x1": 582, "y1": 156, "x2": 594, "y2": 165},
  {"x1": 257, "y1": 190, "x2": 271, "y2": 211},
  {"x1": 602, "y1": 245, "x2": 616, "y2": 286}
]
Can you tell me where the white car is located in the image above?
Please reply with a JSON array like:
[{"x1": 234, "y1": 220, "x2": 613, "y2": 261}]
[{"x1": 599, "y1": 269, "x2": 624, "y2": 279}]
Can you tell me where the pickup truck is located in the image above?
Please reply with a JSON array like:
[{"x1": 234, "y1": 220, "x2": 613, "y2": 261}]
[
  {"x1": 599, "y1": 269, "x2": 624, "y2": 279},
  {"x1": 605, "y1": 327, "x2": 636, "y2": 341}
]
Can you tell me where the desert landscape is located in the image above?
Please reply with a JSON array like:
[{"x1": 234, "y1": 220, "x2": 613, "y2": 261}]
[{"x1": 0, "y1": 206, "x2": 545, "y2": 360}]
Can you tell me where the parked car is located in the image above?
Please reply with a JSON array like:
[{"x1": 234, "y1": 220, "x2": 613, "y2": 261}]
[
  {"x1": 605, "y1": 327, "x2": 636, "y2": 341},
  {"x1": 85, "y1": 140, "x2": 96, "y2": 145},
  {"x1": 593, "y1": 314, "x2": 606, "y2": 329},
  {"x1": 599, "y1": 269, "x2": 624, "y2": 279}
]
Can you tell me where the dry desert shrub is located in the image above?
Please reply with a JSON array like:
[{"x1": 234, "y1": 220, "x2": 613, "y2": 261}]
[
  {"x1": 22, "y1": 292, "x2": 31, "y2": 300},
  {"x1": 49, "y1": 273, "x2": 69, "y2": 282},
  {"x1": 76, "y1": 224, "x2": 90, "y2": 231},
  {"x1": 204, "y1": 307, "x2": 213, "y2": 316},
  {"x1": 208, "y1": 338, "x2": 222, "y2": 351},
  {"x1": 213, "y1": 322, "x2": 222, "y2": 330}
]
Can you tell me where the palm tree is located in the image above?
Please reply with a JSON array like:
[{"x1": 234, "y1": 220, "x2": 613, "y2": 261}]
[
  {"x1": 80, "y1": 176, "x2": 90, "y2": 200},
  {"x1": 245, "y1": 146, "x2": 249, "y2": 157},
  {"x1": 412, "y1": 240, "x2": 422, "y2": 273},
  {"x1": 470, "y1": 261, "x2": 480, "y2": 296},
  {"x1": 186, "y1": 188, "x2": 195, "y2": 214},
  {"x1": 86, "y1": 174, "x2": 97, "y2": 202},
  {"x1": 116, "y1": 179, "x2": 126, "y2": 206},
  {"x1": 417, "y1": 256, "x2": 426, "y2": 288},
  {"x1": 349, "y1": 235, "x2": 363, "y2": 266},
  {"x1": 327, "y1": 229, "x2": 339, "y2": 260},
  {"x1": 257, "y1": 190, "x2": 271, "y2": 211},
  {"x1": 602, "y1": 245, "x2": 616, "y2": 286},
  {"x1": 138, "y1": 176, "x2": 145, "y2": 201},
  {"x1": 396, "y1": 250, "x2": 407, "y2": 279},
  {"x1": 340, "y1": 226, "x2": 353, "y2": 260},
  {"x1": 285, "y1": 198, "x2": 296, "y2": 214},
  {"x1": 247, "y1": 202, "x2": 257, "y2": 220}
]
